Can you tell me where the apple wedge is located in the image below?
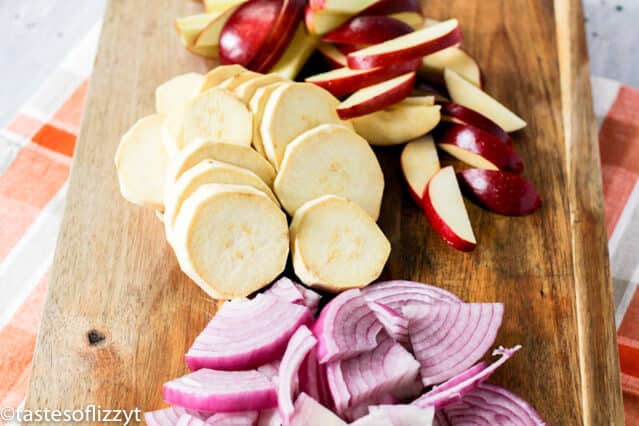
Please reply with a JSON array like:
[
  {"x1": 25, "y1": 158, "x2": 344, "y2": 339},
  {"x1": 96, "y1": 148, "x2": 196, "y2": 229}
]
[
  {"x1": 347, "y1": 19, "x2": 462, "y2": 69},
  {"x1": 204, "y1": 0, "x2": 247, "y2": 13},
  {"x1": 420, "y1": 47, "x2": 482, "y2": 87},
  {"x1": 260, "y1": 82, "x2": 344, "y2": 169},
  {"x1": 186, "y1": 44, "x2": 219, "y2": 58},
  {"x1": 401, "y1": 95, "x2": 435, "y2": 106},
  {"x1": 174, "y1": 14, "x2": 217, "y2": 47},
  {"x1": 234, "y1": 73, "x2": 285, "y2": 104},
  {"x1": 305, "y1": 59, "x2": 420, "y2": 97},
  {"x1": 182, "y1": 88, "x2": 253, "y2": 148},
  {"x1": 274, "y1": 124, "x2": 384, "y2": 219},
  {"x1": 115, "y1": 114, "x2": 168, "y2": 211},
  {"x1": 291, "y1": 195, "x2": 390, "y2": 292},
  {"x1": 458, "y1": 169, "x2": 542, "y2": 216},
  {"x1": 434, "y1": 123, "x2": 523, "y2": 173},
  {"x1": 444, "y1": 69, "x2": 526, "y2": 132},
  {"x1": 422, "y1": 166, "x2": 476, "y2": 251},
  {"x1": 337, "y1": 72, "x2": 416, "y2": 119},
  {"x1": 200, "y1": 64, "x2": 247, "y2": 92},
  {"x1": 155, "y1": 73, "x2": 204, "y2": 114},
  {"x1": 194, "y1": 5, "x2": 242, "y2": 49},
  {"x1": 269, "y1": 24, "x2": 319, "y2": 80},
  {"x1": 352, "y1": 101, "x2": 441, "y2": 146},
  {"x1": 304, "y1": 7, "x2": 351, "y2": 36},
  {"x1": 248, "y1": 82, "x2": 287, "y2": 156},
  {"x1": 249, "y1": 0, "x2": 306, "y2": 73},
  {"x1": 389, "y1": 11, "x2": 424, "y2": 29},
  {"x1": 400, "y1": 135, "x2": 440, "y2": 203},
  {"x1": 172, "y1": 183, "x2": 288, "y2": 299},
  {"x1": 218, "y1": 0, "x2": 282, "y2": 66},
  {"x1": 322, "y1": 15, "x2": 414, "y2": 45},
  {"x1": 439, "y1": 102, "x2": 511, "y2": 144},
  {"x1": 308, "y1": 0, "x2": 379, "y2": 14},
  {"x1": 317, "y1": 42, "x2": 348, "y2": 68},
  {"x1": 359, "y1": 0, "x2": 421, "y2": 15},
  {"x1": 167, "y1": 140, "x2": 276, "y2": 187}
]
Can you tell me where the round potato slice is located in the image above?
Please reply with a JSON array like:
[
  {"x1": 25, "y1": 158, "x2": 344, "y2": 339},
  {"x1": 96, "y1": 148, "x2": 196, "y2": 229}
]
[
  {"x1": 274, "y1": 124, "x2": 384, "y2": 220},
  {"x1": 164, "y1": 159, "x2": 278, "y2": 240},
  {"x1": 291, "y1": 195, "x2": 390, "y2": 292},
  {"x1": 200, "y1": 64, "x2": 247, "y2": 92},
  {"x1": 182, "y1": 88, "x2": 253, "y2": 148},
  {"x1": 115, "y1": 114, "x2": 168, "y2": 210},
  {"x1": 155, "y1": 72, "x2": 204, "y2": 114},
  {"x1": 173, "y1": 183, "x2": 289, "y2": 299},
  {"x1": 249, "y1": 82, "x2": 287, "y2": 157},
  {"x1": 352, "y1": 102, "x2": 441, "y2": 146},
  {"x1": 235, "y1": 73, "x2": 286, "y2": 104},
  {"x1": 167, "y1": 140, "x2": 276, "y2": 187},
  {"x1": 218, "y1": 70, "x2": 261, "y2": 91},
  {"x1": 260, "y1": 82, "x2": 345, "y2": 169}
]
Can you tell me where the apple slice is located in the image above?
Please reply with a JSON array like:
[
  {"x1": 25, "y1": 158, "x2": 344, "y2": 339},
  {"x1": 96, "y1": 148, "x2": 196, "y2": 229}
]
[
  {"x1": 337, "y1": 72, "x2": 416, "y2": 119},
  {"x1": 195, "y1": 5, "x2": 242, "y2": 48},
  {"x1": 359, "y1": 0, "x2": 421, "y2": 15},
  {"x1": 186, "y1": 44, "x2": 219, "y2": 58},
  {"x1": 420, "y1": 48, "x2": 482, "y2": 87},
  {"x1": 305, "y1": 59, "x2": 420, "y2": 97},
  {"x1": 422, "y1": 166, "x2": 476, "y2": 251},
  {"x1": 347, "y1": 19, "x2": 462, "y2": 69},
  {"x1": 218, "y1": 0, "x2": 282, "y2": 66},
  {"x1": 400, "y1": 135, "x2": 440, "y2": 203},
  {"x1": 389, "y1": 11, "x2": 424, "y2": 29},
  {"x1": 305, "y1": 7, "x2": 351, "y2": 36},
  {"x1": 444, "y1": 69, "x2": 526, "y2": 132},
  {"x1": 317, "y1": 42, "x2": 348, "y2": 68},
  {"x1": 270, "y1": 24, "x2": 319, "y2": 80},
  {"x1": 434, "y1": 123, "x2": 523, "y2": 173},
  {"x1": 352, "y1": 101, "x2": 441, "y2": 146},
  {"x1": 458, "y1": 169, "x2": 542, "y2": 216},
  {"x1": 248, "y1": 0, "x2": 306, "y2": 73},
  {"x1": 401, "y1": 96, "x2": 435, "y2": 106},
  {"x1": 309, "y1": 0, "x2": 379, "y2": 14},
  {"x1": 204, "y1": 0, "x2": 247, "y2": 13},
  {"x1": 439, "y1": 102, "x2": 511, "y2": 144},
  {"x1": 322, "y1": 16, "x2": 414, "y2": 45},
  {"x1": 199, "y1": 64, "x2": 247, "y2": 92},
  {"x1": 174, "y1": 14, "x2": 217, "y2": 47}
]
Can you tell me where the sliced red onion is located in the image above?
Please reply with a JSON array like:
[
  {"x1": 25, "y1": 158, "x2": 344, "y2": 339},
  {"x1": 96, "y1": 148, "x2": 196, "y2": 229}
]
[
  {"x1": 441, "y1": 383, "x2": 546, "y2": 425},
  {"x1": 361, "y1": 281, "x2": 461, "y2": 315},
  {"x1": 367, "y1": 302, "x2": 409, "y2": 346},
  {"x1": 340, "y1": 393, "x2": 399, "y2": 422},
  {"x1": 405, "y1": 303, "x2": 503, "y2": 386},
  {"x1": 432, "y1": 410, "x2": 450, "y2": 426},
  {"x1": 205, "y1": 411, "x2": 259, "y2": 425},
  {"x1": 265, "y1": 277, "x2": 322, "y2": 314},
  {"x1": 163, "y1": 369, "x2": 277, "y2": 413},
  {"x1": 326, "y1": 338, "x2": 421, "y2": 413},
  {"x1": 289, "y1": 392, "x2": 346, "y2": 426},
  {"x1": 177, "y1": 414, "x2": 207, "y2": 426},
  {"x1": 256, "y1": 409, "x2": 281, "y2": 426},
  {"x1": 348, "y1": 410, "x2": 392, "y2": 425},
  {"x1": 145, "y1": 407, "x2": 205, "y2": 425},
  {"x1": 413, "y1": 346, "x2": 520, "y2": 408},
  {"x1": 278, "y1": 326, "x2": 318, "y2": 425},
  {"x1": 257, "y1": 360, "x2": 281, "y2": 384},
  {"x1": 369, "y1": 405, "x2": 434, "y2": 426},
  {"x1": 187, "y1": 295, "x2": 313, "y2": 371},
  {"x1": 299, "y1": 346, "x2": 333, "y2": 410},
  {"x1": 313, "y1": 289, "x2": 384, "y2": 363}
]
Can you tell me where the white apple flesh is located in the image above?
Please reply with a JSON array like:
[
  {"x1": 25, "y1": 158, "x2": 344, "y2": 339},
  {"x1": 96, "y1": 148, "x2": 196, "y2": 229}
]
[
  {"x1": 337, "y1": 72, "x2": 416, "y2": 119},
  {"x1": 400, "y1": 135, "x2": 440, "y2": 204}
]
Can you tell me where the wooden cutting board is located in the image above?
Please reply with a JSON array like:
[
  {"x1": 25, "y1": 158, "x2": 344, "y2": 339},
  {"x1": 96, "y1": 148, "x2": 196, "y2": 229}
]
[{"x1": 25, "y1": 0, "x2": 624, "y2": 424}]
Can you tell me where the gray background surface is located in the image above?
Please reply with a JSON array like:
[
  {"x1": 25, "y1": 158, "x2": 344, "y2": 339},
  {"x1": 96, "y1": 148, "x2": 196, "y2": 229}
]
[{"x1": 0, "y1": 0, "x2": 637, "y2": 126}]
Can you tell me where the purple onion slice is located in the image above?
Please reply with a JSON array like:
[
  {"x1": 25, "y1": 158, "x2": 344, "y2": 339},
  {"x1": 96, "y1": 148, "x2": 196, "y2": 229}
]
[
  {"x1": 369, "y1": 404, "x2": 435, "y2": 426},
  {"x1": 204, "y1": 411, "x2": 259, "y2": 425},
  {"x1": 289, "y1": 393, "x2": 346, "y2": 426}
]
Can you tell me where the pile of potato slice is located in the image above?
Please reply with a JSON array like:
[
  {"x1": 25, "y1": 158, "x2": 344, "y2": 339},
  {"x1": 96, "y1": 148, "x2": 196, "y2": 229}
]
[{"x1": 115, "y1": 65, "x2": 390, "y2": 298}]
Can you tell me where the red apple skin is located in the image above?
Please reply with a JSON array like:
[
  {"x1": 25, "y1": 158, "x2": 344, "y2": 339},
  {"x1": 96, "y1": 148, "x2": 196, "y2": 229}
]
[
  {"x1": 323, "y1": 16, "x2": 414, "y2": 45},
  {"x1": 421, "y1": 183, "x2": 476, "y2": 252},
  {"x1": 439, "y1": 102, "x2": 511, "y2": 144},
  {"x1": 249, "y1": 0, "x2": 306, "y2": 72},
  {"x1": 219, "y1": 0, "x2": 282, "y2": 66},
  {"x1": 360, "y1": 0, "x2": 422, "y2": 15},
  {"x1": 434, "y1": 123, "x2": 524, "y2": 173},
  {"x1": 347, "y1": 25, "x2": 463, "y2": 69},
  {"x1": 458, "y1": 169, "x2": 542, "y2": 216},
  {"x1": 337, "y1": 72, "x2": 415, "y2": 119},
  {"x1": 335, "y1": 43, "x2": 363, "y2": 54},
  {"x1": 306, "y1": 58, "x2": 421, "y2": 97}
]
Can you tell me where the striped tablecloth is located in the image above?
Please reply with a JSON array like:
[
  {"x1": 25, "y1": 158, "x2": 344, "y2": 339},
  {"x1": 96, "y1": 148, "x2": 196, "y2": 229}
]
[{"x1": 1, "y1": 25, "x2": 638, "y2": 424}]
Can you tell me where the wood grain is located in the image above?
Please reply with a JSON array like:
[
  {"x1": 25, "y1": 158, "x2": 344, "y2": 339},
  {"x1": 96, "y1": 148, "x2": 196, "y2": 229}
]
[{"x1": 25, "y1": 0, "x2": 623, "y2": 424}]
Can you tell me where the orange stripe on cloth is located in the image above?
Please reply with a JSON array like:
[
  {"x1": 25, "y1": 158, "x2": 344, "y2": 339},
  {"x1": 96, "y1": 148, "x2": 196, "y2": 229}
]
[
  {"x1": 0, "y1": 276, "x2": 47, "y2": 406},
  {"x1": 0, "y1": 147, "x2": 69, "y2": 260},
  {"x1": 32, "y1": 124, "x2": 77, "y2": 157},
  {"x1": 6, "y1": 114, "x2": 43, "y2": 140},
  {"x1": 599, "y1": 85, "x2": 639, "y2": 236},
  {"x1": 51, "y1": 79, "x2": 89, "y2": 134}
]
